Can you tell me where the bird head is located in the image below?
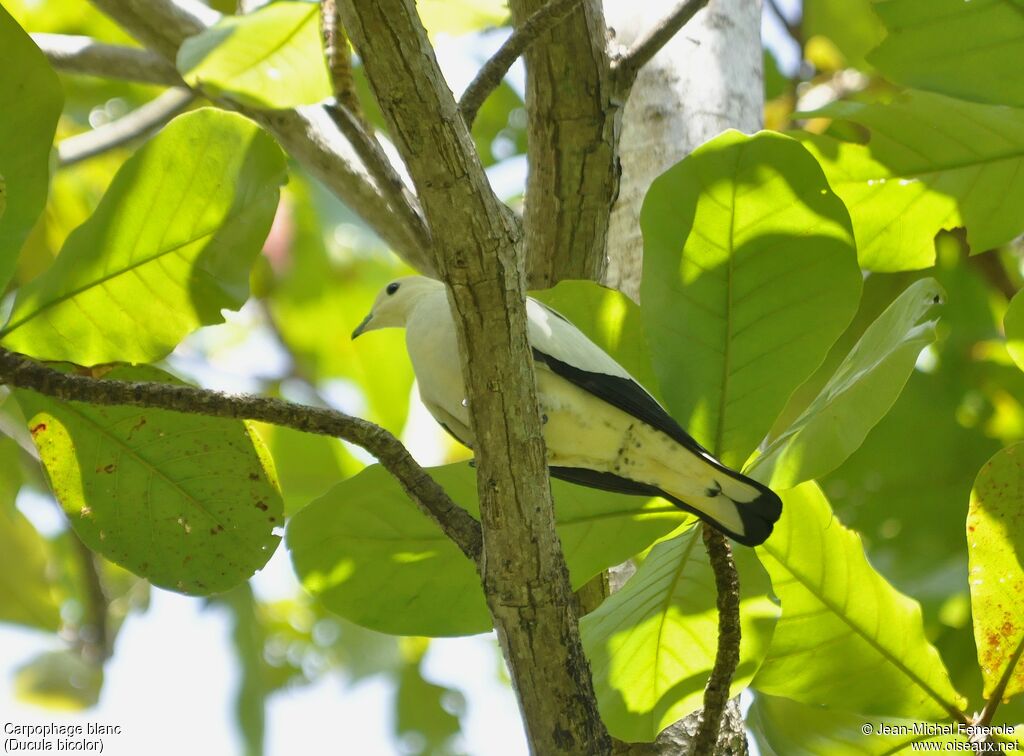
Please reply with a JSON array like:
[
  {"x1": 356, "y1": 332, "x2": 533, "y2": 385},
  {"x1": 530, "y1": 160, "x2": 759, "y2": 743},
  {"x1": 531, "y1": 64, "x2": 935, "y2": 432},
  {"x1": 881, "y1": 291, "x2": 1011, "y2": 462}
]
[{"x1": 351, "y1": 275, "x2": 443, "y2": 339}]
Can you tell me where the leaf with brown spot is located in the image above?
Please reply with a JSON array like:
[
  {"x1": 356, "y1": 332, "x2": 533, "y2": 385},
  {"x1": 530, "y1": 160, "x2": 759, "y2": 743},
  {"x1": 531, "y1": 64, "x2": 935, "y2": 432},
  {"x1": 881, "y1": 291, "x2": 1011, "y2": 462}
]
[{"x1": 968, "y1": 443, "x2": 1024, "y2": 703}]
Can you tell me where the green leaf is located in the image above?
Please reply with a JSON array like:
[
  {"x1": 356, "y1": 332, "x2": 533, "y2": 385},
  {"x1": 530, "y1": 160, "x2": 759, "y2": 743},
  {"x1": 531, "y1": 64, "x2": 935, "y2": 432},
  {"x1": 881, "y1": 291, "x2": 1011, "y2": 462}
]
[
  {"x1": 177, "y1": 1, "x2": 332, "y2": 109},
  {"x1": 749, "y1": 278, "x2": 944, "y2": 489},
  {"x1": 15, "y1": 650, "x2": 102, "y2": 711},
  {"x1": 803, "y1": 0, "x2": 885, "y2": 70},
  {"x1": 532, "y1": 279, "x2": 661, "y2": 397},
  {"x1": 395, "y1": 653, "x2": 463, "y2": 752},
  {"x1": 287, "y1": 463, "x2": 688, "y2": 636},
  {"x1": 1007, "y1": 290, "x2": 1024, "y2": 373},
  {"x1": 418, "y1": 0, "x2": 507, "y2": 35},
  {"x1": 640, "y1": 129, "x2": 861, "y2": 466},
  {"x1": 581, "y1": 529, "x2": 778, "y2": 742},
  {"x1": 967, "y1": 443, "x2": 1024, "y2": 702},
  {"x1": 0, "y1": 437, "x2": 61, "y2": 632},
  {"x1": 0, "y1": 6, "x2": 63, "y2": 290},
  {"x1": 0, "y1": 108, "x2": 285, "y2": 365},
  {"x1": 753, "y1": 482, "x2": 964, "y2": 719},
  {"x1": 15, "y1": 365, "x2": 283, "y2": 595},
  {"x1": 797, "y1": 91, "x2": 1024, "y2": 271},
  {"x1": 748, "y1": 694, "x2": 971, "y2": 756},
  {"x1": 868, "y1": 0, "x2": 1024, "y2": 108}
]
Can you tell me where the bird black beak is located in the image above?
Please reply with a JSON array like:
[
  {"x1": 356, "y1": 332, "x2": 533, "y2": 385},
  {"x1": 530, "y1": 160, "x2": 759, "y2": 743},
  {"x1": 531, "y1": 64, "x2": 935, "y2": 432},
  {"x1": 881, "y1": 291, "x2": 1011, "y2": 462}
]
[{"x1": 351, "y1": 313, "x2": 372, "y2": 340}]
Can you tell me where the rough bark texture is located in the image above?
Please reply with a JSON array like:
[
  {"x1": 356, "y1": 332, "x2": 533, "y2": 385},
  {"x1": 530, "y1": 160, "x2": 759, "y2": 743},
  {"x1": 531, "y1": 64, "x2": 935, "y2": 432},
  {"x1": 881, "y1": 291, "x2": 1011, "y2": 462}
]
[
  {"x1": 603, "y1": 0, "x2": 764, "y2": 299},
  {"x1": 337, "y1": 2, "x2": 611, "y2": 753},
  {"x1": 511, "y1": 0, "x2": 621, "y2": 289}
]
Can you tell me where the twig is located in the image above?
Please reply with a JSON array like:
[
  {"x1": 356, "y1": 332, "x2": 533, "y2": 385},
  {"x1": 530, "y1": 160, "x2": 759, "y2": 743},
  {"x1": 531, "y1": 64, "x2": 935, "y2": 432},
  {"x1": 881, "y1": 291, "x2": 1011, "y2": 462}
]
[
  {"x1": 31, "y1": 33, "x2": 184, "y2": 86},
  {"x1": 320, "y1": 0, "x2": 364, "y2": 123},
  {"x1": 0, "y1": 347, "x2": 482, "y2": 562},
  {"x1": 69, "y1": 531, "x2": 111, "y2": 663},
  {"x1": 459, "y1": 0, "x2": 585, "y2": 128},
  {"x1": 693, "y1": 525, "x2": 742, "y2": 753},
  {"x1": 764, "y1": 0, "x2": 803, "y2": 49},
  {"x1": 58, "y1": 88, "x2": 195, "y2": 167},
  {"x1": 611, "y1": 0, "x2": 710, "y2": 91},
  {"x1": 325, "y1": 103, "x2": 431, "y2": 252}
]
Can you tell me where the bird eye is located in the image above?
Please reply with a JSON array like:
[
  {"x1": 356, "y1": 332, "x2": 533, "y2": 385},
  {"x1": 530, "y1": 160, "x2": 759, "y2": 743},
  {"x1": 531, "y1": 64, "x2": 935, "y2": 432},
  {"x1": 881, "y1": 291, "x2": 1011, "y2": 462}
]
[{"x1": 386, "y1": 282, "x2": 400, "y2": 296}]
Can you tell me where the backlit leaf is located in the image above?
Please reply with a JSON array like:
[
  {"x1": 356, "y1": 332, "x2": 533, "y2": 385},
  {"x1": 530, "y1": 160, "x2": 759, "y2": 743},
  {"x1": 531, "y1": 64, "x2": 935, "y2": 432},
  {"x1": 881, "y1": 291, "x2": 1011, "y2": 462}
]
[
  {"x1": 287, "y1": 463, "x2": 688, "y2": 636},
  {"x1": 0, "y1": 109, "x2": 287, "y2": 365},
  {"x1": 749, "y1": 278, "x2": 944, "y2": 489},
  {"x1": 16, "y1": 365, "x2": 283, "y2": 595},
  {"x1": 753, "y1": 482, "x2": 964, "y2": 719},
  {"x1": 581, "y1": 529, "x2": 778, "y2": 742},
  {"x1": 0, "y1": 6, "x2": 63, "y2": 290},
  {"x1": 1007, "y1": 290, "x2": 1024, "y2": 373},
  {"x1": 177, "y1": 1, "x2": 332, "y2": 109},
  {"x1": 869, "y1": 0, "x2": 1024, "y2": 107},
  {"x1": 640, "y1": 129, "x2": 861, "y2": 466},
  {"x1": 967, "y1": 444, "x2": 1024, "y2": 702},
  {"x1": 797, "y1": 91, "x2": 1024, "y2": 271}
]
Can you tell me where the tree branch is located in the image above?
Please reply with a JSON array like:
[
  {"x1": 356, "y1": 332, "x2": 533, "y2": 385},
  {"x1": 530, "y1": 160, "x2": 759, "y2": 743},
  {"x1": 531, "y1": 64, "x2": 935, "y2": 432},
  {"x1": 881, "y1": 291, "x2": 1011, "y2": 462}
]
[
  {"x1": 338, "y1": 1, "x2": 611, "y2": 752},
  {"x1": 87, "y1": 0, "x2": 434, "y2": 274},
  {"x1": 693, "y1": 526, "x2": 742, "y2": 752},
  {"x1": 31, "y1": 33, "x2": 183, "y2": 86},
  {"x1": 58, "y1": 87, "x2": 195, "y2": 167},
  {"x1": 459, "y1": 0, "x2": 585, "y2": 128},
  {"x1": 611, "y1": 0, "x2": 711, "y2": 91},
  {"x1": 510, "y1": 0, "x2": 619, "y2": 288},
  {"x1": 320, "y1": 0, "x2": 364, "y2": 123},
  {"x1": 0, "y1": 347, "x2": 482, "y2": 562}
]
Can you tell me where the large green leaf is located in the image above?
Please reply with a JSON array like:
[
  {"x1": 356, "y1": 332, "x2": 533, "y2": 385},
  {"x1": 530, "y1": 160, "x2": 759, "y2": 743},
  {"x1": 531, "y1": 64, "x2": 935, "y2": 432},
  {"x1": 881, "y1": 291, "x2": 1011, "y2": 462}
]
[
  {"x1": 581, "y1": 529, "x2": 778, "y2": 742},
  {"x1": 532, "y1": 279, "x2": 661, "y2": 396},
  {"x1": 967, "y1": 443, "x2": 1024, "y2": 702},
  {"x1": 0, "y1": 6, "x2": 63, "y2": 290},
  {"x1": 868, "y1": 0, "x2": 1024, "y2": 108},
  {"x1": 753, "y1": 482, "x2": 964, "y2": 719},
  {"x1": 177, "y1": 1, "x2": 332, "y2": 109},
  {"x1": 640, "y1": 129, "x2": 861, "y2": 466},
  {"x1": 0, "y1": 108, "x2": 286, "y2": 365},
  {"x1": 15, "y1": 365, "x2": 283, "y2": 595},
  {"x1": 287, "y1": 462, "x2": 689, "y2": 636},
  {"x1": 418, "y1": 0, "x2": 507, "y2": 35},
  {"x1": 1007, "y1": 290, "x2": 1024, "y2": 373},
  {"x1": 0, "y1": 437, "x2": 60, "y2": 632},
  {"x1": 749, "y1": 278, "x2": 944, "y2": 489},
  {"x1": 797, "y1": 91, "x2": 1024, "y2": 271},
  {"x1": 803, "y1": 0, "x2": 885, "y2": 70},
  {"x1": 748, "y1": 694, "x2": 971, "y2": 755}
]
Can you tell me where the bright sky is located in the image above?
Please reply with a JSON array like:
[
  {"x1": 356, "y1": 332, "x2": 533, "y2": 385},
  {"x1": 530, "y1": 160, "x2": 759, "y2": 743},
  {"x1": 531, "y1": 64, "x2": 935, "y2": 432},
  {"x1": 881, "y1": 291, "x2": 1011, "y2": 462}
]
[{"x1": 0, "y1": 7, "x2": 800, "y2": 754}]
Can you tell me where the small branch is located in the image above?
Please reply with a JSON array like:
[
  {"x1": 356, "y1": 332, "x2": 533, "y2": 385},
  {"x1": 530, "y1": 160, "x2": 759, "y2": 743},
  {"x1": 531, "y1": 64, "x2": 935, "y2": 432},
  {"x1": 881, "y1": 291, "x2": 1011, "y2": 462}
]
[
  {"x1": 611, "y1": 0, "x2": 710, "y2": 91},
  {"x1": 58, "y1": 88, "x2": 195, "y2": 167},
  {"x1": 31, "y1": 33, "x2": 184, "y2": 86},
  {"x1": 968, "y1": 249, "x2": 1019, "y2": 302},
  {"x1": 459, "y1": 0, "x2": 584, "y2": 128},
  {"x1": 0, "y1": 347, "x2": 482, "y2": 562},
  {"x1": 764, "y1": 0, "x2": 803, "y2": 49},
  {"x1": 69, "y1": 531, "x2": 111, "y2": 663},
  {"x1": 324, "y1": 103, "x2": 431, "y2": 252},
  {"x1": 320, "y1": 0, "x2": 364, "y2": 123},
  {"x1": 693, "y1": 525, "x2": 742, "y2": 753}
]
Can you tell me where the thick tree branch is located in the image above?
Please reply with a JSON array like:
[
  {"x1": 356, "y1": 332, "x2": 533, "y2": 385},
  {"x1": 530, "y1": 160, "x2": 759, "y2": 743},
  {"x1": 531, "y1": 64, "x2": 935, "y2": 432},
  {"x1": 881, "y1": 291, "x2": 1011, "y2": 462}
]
[
  {"x1": 338, "y1": 1, "x2": 611, "y2": 752},
  {"x1": 0, "y1": 347, "x2": 482, "y2": 562},
  {"x1": 87, "y1": 0, "x2": 434, "y2": 273},
  {"x1": 31, "y1": 33, "x2": 183, "y2": 86},
  {"x1": 459, "y1": 0, "x2": 585, "y2": 128},
  {"x1": 511, "y1": 0, "x2": 618, "y2": 288},
  {"x1": 58, "y1": 87, "x2": 195, "y2": 166},
  {"x1": 694, "y1": 526, "x2": 742, "y2": 752},
  {"x1": 611, "y1": 0, "x2": 711, "y2": 91}
]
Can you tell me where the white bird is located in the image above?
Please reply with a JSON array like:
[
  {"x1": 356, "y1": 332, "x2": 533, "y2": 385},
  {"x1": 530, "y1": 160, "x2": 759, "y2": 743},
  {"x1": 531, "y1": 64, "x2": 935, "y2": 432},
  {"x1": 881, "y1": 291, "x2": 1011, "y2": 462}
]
[{"x1": 352, "y1": 276, "x2": 781, "y2": 546}]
